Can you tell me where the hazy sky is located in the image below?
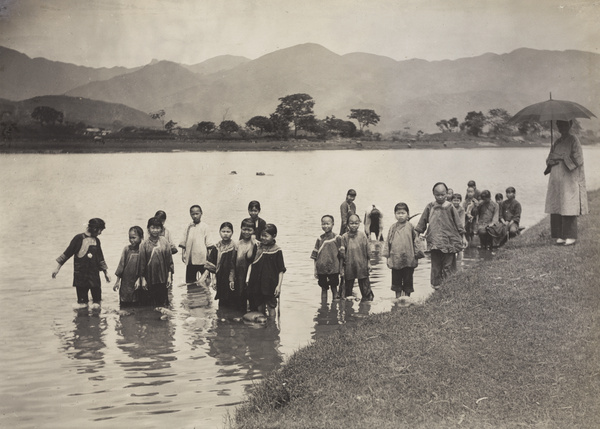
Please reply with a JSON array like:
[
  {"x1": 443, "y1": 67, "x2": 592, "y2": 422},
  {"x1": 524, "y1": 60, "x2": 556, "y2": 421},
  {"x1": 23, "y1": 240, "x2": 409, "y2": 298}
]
[{"x1": 1, "y1": 0, "x2": 599, "y2": 68}]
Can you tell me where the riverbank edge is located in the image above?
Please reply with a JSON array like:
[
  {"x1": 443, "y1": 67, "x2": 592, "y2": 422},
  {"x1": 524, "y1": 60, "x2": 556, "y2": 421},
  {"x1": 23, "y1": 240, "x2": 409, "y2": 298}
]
[
  {"x1": 0, "y1": 137, "x2": 557, "y2": 154},
  {"x1": 231, "y1": 190, "x2": 600, "y2": 429}
]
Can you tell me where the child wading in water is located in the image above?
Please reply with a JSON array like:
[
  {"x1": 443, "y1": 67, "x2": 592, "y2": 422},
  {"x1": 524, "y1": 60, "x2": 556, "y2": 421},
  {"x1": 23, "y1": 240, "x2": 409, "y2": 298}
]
[
  {"x1": 53, "y1": 218, "x2": 111, "y2": 308},
  {"x1": 154, "y1": 210, "x2": 178, "y2": 254},
  {"x1": 179, "y1": 205, "x2": 214, "y2": 284},
  {"x1": 382, "y1": 203, "x2": 421, "y2": 305},
  {"x1": 340, "y1": 214, "x2": 374, "y2": 302},
  {"x1": 248, "y1": 224, "x2": 286, "y2": 316},
  {"x1": 113, "y1": 226, "x2": 143, "y2": 307},
  {"x1": 235, "y1": 219, "x2": 258, "y2": 312},
  {"x1": 415, "y1": 182, "x2": 467, "y2": 290},
  {"x1": 243, "y1": 200, "x2": 266, "y2": 241},
  {"x1": 311, "y1": 215, "x2": 343, "y2": 302},
  {"x1": 138, "y1": 217, "x2": 174, "y2": 307},
  {"x1": 206, "y1": 222, "x2": 240, "y2": 309},
  {"x1": 340, "y1": 189, "x2": 357, "y2": 234}
]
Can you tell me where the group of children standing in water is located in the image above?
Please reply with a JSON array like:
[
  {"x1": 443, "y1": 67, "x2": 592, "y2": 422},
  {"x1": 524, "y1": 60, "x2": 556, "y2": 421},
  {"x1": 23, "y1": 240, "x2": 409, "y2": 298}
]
[{"x1": 53, "y1": 181, "x2": 521, "y2": 314}]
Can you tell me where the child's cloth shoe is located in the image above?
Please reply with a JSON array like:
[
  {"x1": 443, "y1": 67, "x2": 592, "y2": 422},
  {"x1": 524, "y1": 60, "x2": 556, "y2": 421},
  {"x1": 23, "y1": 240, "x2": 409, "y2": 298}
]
[
  {"x1": 555, "y1": 238, "x2": 566, "y2": 244},
  {"x1": 564, "y1": 238, "x2": 577, "y2": 246}
]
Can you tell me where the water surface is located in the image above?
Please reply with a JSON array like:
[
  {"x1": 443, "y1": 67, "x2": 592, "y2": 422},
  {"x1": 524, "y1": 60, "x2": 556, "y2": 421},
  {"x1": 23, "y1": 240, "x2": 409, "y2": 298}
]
[{"x1": 1, "y1": 147, "x2": 599, "y2": 428}]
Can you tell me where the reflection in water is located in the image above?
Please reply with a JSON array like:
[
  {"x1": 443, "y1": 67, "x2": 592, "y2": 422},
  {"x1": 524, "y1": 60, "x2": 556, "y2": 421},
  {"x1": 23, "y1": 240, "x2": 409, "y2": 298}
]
[
  {"x1": 207, "y1": 307, "x2": 283, "y2": 384},
  {"x1": 61, "y1": 308, "x2": 107, "y2": 374},
  {"x1": 115, "y1": 308, "x2": 176, "y2": 376}
]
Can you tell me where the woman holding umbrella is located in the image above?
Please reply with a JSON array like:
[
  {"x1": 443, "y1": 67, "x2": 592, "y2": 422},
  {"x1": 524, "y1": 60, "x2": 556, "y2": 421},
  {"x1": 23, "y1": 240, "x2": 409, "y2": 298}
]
[
  {"x1": 511, "y1": 95, "x2": 595, "y2": 246},
  {"x1": 544, "y1": 119, "x2": 588, "y2": 245}
]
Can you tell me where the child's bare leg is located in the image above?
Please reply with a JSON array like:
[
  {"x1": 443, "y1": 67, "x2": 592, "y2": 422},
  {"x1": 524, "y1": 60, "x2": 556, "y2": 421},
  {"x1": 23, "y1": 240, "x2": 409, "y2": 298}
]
[
  {"x1": 331, "y1": 285, "x2": 338, "y2": 300},
  {"x1": 321, "y1": 288, "x2": 328, "y2": 302}
]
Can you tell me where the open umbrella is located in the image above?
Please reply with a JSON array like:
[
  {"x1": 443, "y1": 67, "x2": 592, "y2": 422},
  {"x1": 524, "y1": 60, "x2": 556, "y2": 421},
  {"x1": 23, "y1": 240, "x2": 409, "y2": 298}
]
[{"x1": 509, "y1": 93, "x2": 597, "y2": 144}]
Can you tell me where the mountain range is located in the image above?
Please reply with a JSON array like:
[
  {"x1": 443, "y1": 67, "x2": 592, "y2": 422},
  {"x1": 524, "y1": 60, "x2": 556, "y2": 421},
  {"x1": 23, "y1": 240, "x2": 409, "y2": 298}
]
[{"x1": 1, "y1": 44, "x2": 599, "y2": 133}]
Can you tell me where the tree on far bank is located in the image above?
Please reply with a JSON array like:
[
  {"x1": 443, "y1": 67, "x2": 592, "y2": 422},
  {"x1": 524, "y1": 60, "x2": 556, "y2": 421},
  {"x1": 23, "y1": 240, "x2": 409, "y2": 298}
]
[
  {"x1": 269, "y1": 113, "x2": 290, "y2": 139},
  {"x1": 436, "y1": 117, "x2": 459, "y2": 132},
  {"x1": 325, "y1": 116, "x2": 357, "y2": 137},
  {"x1": 197, "y1": 121, "x2": 216, "y2": 134},
  {"x1": 149, "y1": 109, "x2": 165, "y2": 126},
  {"x1": 486, "y1": 108, "x2": 512, "y2": 135},
  {"x1": 31, "y1": 106, "x2": 64, "y2": 126},
  {"x1": 165, "y1": 120, "x2": 177, "y2": 133},
  {"x1": 460, "y1": 111, "x2": 486, "y2": 136},
  {"x1": 348, "y1": 109, "x2": 380, "y2": 132},
  {"x1": 219, "y1": 120, "x2": 239, "y2": 134},
  {"x1": 274, "y1": 93, "x2": 315, "y2": 138},
  {"x1": 246, "y1": 116, "x2": 274, "y2": 134}
]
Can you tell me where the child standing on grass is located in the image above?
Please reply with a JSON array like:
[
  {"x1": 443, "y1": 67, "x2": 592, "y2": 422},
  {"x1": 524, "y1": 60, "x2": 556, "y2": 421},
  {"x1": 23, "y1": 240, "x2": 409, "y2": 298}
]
[
  {"x1": 311, "y1": 215, "x2": 342, "y2": 302},
  {"x1": 179, "y1": 204, "x2": 214, "y2": 284},
  {"x1": 415, "y1": 183, "x2": 467, "y2": 290},
  {"x1": 235, "y1": 219, "x2": 258, "y2": 312},
  {"x1": 113, "y1": 226, "x2": 143, "y2": 307},
  {"x1": 340, "y1": 189, "x2": 357, "y2": 234},
  {"x1": 206, "y1": 222, "x2": 239, "y2": 309},
  {"x1": 248, "y1": 224, "x2": 286, "y2": 316},
  {"x1": 154, "y1": 210, "x2": 178, "y2": 254},
  {"x1": 340, "y1": 214, "x2": 374, "y2": 302},
  {"x1": 53, "y1": 218, "x2": 111, "y2": 308},
  {"x1": 382, "y1": 203, "x2": 420, "y2": 303},
  {"x1": 243, "y1": 200, "x2": 267, "y2": 241},
  {"x1": 138, "y1": 217, "x2": 174, "y2": 307}
]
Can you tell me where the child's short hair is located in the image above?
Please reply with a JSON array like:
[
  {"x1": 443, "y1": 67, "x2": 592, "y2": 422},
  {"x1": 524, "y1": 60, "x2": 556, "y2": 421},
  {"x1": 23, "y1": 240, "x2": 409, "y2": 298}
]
[
  {"x1": 432, "y1": 182, "x2": 448, "y2": 192},
  {"x1": 241, "y1": 218, "x2": 255, "y2": 229},
  {"x1": 506, "y1": 186, "x2": 516, "y2": 194},
  {"x1": 264, "y1": 223, "x2": 277, "y2": 236},
  {"x1": 154, "y1": 210, "x2": 167, "y2": 222},
  {"x1": 190, "y1": 204, "x2": 202, "y2": 213},
  {"x1": 321, "y1": 214, "x2": 335, "y2": 223},
  {"x1": 347, "y1": 189, "x2": 357, "y2": 197},
  {"x1": 495, "y1": 193, "x2": 504, "y2": 201},
  {"x1": 88, "y1": 218, "x2": 106, "y2": 234},
  {"x1": 394, "y1": 202, "x2": 410, "y2": 215},
  {"x1": 147, "y1": 217, "x2": 164, "y2": 229},
  {"x1": 129, "y1": 226, "x2": 144, "y2": 238},
  {"x1": 452, "y1": 193, "x2": 462, "y2": 202},
  {"x1": 467, "y1": 180, "x2": 476, "y2": 187},
  {"x1": 248, "y1": 200, "x2": 261, "y2": 211},
  {"x1": 347, "y1": 213, "x2": 361, "y2": 223},
  {"x1": 220, "y1": 222, "x2": 234, "y2": 232},
  {"x1": 480, "y1": 190, "x2": 491, "y2": 199}
]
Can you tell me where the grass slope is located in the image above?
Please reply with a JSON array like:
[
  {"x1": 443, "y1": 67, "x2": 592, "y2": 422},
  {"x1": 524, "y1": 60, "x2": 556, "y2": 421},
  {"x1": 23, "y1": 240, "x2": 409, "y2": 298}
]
[{"x1": 233, "y1": 191, "x2": 600, "y2": 429}]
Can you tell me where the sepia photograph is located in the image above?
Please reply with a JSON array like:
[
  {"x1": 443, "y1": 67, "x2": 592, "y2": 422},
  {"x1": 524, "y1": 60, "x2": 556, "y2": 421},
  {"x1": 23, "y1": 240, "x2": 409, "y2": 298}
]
[{"x1": 1, "y1": 1, "x2": 599, "y2": 427}]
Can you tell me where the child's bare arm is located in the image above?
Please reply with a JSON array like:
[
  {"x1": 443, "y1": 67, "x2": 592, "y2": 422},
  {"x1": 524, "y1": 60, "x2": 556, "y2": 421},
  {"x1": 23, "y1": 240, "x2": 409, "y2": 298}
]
[{"x1": 274, "y1": 271, "x2": 284, "y2": 297}]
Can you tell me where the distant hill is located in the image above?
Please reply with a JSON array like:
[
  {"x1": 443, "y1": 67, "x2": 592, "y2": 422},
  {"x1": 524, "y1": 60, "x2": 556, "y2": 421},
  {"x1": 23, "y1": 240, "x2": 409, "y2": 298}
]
[
  {"x1": 1, "y1": 95, "x2": 158, "y2": 129},
  {"x1": 64, "y1": 60, "x2": 202, "y2": 113},
  {"x1": 0, "y1": 46, "x2": 139, "y2": 101},
  {"x1": 3, "y1": 44, "x2": 600, "y2": 133},
  {"x1": 182, "y1": 55, "x2": 251, "y2": 75}
]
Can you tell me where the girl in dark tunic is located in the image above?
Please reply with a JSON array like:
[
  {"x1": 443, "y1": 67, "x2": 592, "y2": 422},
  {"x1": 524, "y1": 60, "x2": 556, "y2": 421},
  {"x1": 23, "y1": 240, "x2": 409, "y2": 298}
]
[
  {"x1": 53, "y1": 218, "x2": 111, "y2": 308},
  {"x1": 248, "y1": 224, "x2": 286, "y2": 315},
  {"x1": 206, "y1": 222, "x2": 240, "y2": 309}
]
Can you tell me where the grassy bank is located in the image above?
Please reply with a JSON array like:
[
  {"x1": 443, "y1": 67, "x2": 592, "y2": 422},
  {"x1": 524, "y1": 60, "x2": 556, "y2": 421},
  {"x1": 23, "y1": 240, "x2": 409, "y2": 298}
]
[{"x1": 233, "y1": 191, "x2": 600, "y2": 428}]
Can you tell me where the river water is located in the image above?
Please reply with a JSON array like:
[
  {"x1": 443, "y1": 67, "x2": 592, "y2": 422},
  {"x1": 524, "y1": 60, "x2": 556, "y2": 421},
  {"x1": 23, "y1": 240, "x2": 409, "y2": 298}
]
[{"x1": 1, "y1": 147, "x2": 599, "y2": 428}]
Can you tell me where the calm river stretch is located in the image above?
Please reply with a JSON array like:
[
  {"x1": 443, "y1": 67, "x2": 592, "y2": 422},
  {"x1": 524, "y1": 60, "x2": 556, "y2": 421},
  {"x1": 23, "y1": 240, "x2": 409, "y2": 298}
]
[{"x1": 1, "y1": 147, "x2": 599, "y2": 428}]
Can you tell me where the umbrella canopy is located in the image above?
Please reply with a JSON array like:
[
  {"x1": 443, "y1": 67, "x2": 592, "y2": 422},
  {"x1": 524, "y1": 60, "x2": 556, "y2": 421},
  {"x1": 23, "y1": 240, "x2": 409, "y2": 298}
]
[{"x1": 509, "y1": 96, "x2": 596, "y2": 124}]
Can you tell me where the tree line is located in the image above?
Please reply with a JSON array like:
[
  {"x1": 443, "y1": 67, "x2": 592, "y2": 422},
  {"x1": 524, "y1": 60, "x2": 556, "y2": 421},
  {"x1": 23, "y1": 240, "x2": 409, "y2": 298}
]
[
  {"x1": 152, "y1": 93, "x2": 381, "y2": 139},
  {"x1": 436, "y1": 108, "x2": 582, "y2": 137}
]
